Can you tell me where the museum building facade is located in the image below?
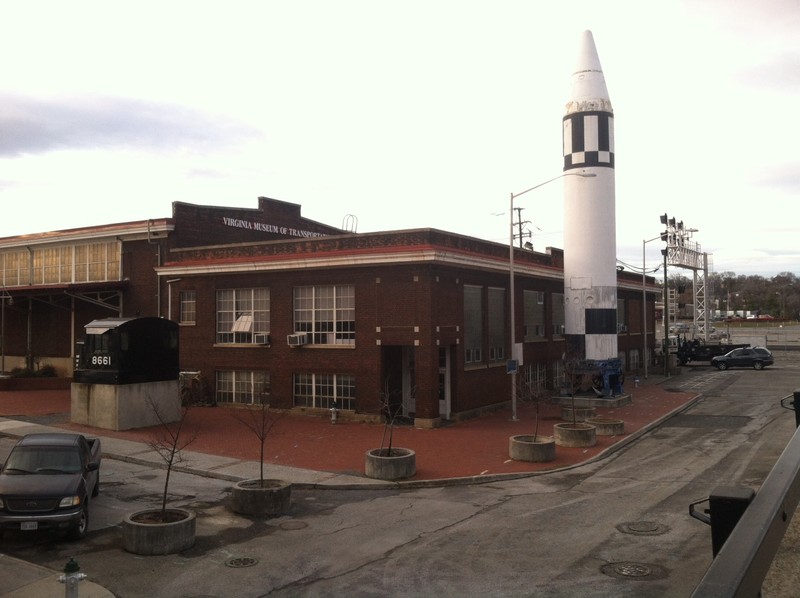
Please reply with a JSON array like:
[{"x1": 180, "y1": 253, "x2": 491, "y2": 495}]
[{"x1": 0, "y1": 197, "x2": 658, "y2": 427}]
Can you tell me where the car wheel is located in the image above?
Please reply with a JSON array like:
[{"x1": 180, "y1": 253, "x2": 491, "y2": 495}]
[
  {"x1": 717, "y1": 362, "x2": 728, "y2": 371},
  {"x1": 754, "y1": 362, "x2": 764, "y2": 370},
  {"x1": 67, "y1": 501, "x2": 89, "y2": 540}
]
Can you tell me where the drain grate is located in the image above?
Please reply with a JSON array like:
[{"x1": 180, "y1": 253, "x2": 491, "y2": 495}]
[
  {"x1": 601, "y1": 561, "x2": 667, "y2": 581},
  {"x1": 225, "y1": 557, "x2": 258, "y2": 568},
  {"x1": 616, "y1": 521, "x2": 670, "y2": 536}
]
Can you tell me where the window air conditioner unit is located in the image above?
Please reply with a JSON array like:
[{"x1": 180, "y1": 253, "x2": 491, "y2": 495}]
[
  {"x1": 287, "y1": 333, "x2": 308, "y2": 347},
  {"x1": 254, "y1": 333, "x2": 270, "y2": 345}
]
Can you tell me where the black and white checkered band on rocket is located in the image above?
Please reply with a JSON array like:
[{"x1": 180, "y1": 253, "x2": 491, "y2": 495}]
[{"x1": 563, "y1": 111, "x2": 614, "y2": 170}]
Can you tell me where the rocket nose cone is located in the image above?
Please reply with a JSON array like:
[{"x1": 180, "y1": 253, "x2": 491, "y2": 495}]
[
  {"x1": 567, "y1": 29, "x2": 612, "y2": 110},
  {"x1": 574, "y1": 30, "x2": 604, "y2": 75}
]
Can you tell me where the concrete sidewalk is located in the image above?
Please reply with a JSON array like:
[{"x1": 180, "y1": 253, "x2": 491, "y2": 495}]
[{"x1": 0, "y1": 553, "x2": 113, "y2": 598}]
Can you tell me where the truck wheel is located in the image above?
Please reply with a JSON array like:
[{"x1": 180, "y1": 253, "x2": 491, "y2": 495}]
[
  {"x1": 753, "y1": 362, "x2": 764, "y2": 370},
  {"x1": 67, "y1": 502, "x2": 89, "y2": 540}
]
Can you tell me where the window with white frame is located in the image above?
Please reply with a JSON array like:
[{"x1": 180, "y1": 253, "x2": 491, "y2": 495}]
[
  {"x1": 523, "y1": 362, "x2": 548, "y2": 389},
  {"x1": 179, "y1": 291, "x2": 196, "y2": 325},
  {"x1": 523, "y1": 290, "x2": 546, "y2": 341},
  {"x1": 464, "y1": 285, "x2": 483, "y2": 364},
  {"x1": 74, "y1": 242, "x2": 121, "y2": 282},
  {"x1": 216, "y1": 288, "x2": 270, "y2": 344},
  {"x1": 552, "y1": 360, "x2": 566, "y2": 389},
  {"x1": 617, "y1": 298, "x2": 627, "y2": 333},
  {"x1": 553, "y1": 293, "x2": 566, "y2": 338},
  {"x1": 216, "y1": 370, "x2": 269, "y2": 404},
  {"x1": 293, "y1": 285, "x2": 355, "y2": 345},
  {"x1": 2, "y1": 242, "x2": 121, "y2": 286},
  {"x1": 629, "y1": 348, "x2": 640, "y2": 371},
  {"x1": 487, "y1": 287, "x2": 506, "y2": 362},
  {"x1": 0, "y1": 251, "x2": 29, "y2": 287},
  {"x1": 293, "y1": 373, "x2": 355, "y2": 410}
]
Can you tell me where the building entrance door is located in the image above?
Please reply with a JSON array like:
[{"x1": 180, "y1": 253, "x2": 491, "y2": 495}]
[
  {"x1": 401, "y1": 346, "x2": 416, "y2": 417},
  {"x1": 438, "y1": 346, "x2": 451, "y2": 420},
  {"x1": 381, "y1": 345, "x2": 416, "y2": 419}
]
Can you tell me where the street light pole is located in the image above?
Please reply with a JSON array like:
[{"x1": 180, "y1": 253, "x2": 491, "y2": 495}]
[
  {"x1": 508, "y1": 171, "x2": 595, "y2": 421},
  {"x1": 0, "y1": 289, "x2": 11, "y2": 375},
  {"x1": 642, "y1": 235, "x2": 662, "y2": 379},
  {"x1": 662, "y1": 247, "x2": 669, "y2": 377}
]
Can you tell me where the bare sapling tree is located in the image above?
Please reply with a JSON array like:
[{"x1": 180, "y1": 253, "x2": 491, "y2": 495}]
[
  {"x1": 147, "y1": 395, "x2": 196, "y2": 521},
  {"x1": 379, "y1": 378, "x2": 405, "y2": 457},
  {"x1": 517, "y1": 373, "x2": 550, "y2": 441},
  {"x1": 230, "y1": 390, "x2": 281, "y2": 486},
  {"x1": 561, "y1": 349, "x2": 585, "y2": 427}
]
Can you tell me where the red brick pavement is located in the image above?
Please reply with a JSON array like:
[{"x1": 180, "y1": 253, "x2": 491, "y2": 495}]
[{"x1": 0, "y1": 385, "x2": 698, "y2": 481}]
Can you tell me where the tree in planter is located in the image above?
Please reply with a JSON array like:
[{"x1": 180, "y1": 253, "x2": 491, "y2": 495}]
[
  {"x1": 508, "y1": 369, "x2": 557, "y2": 463},
  {"x1": 364, "y1": 378, "x2": 416, "y2": 480},
  {"x1": 379, "y1": 379, "x2": 405, "y2": 457},
  {"x1": 228, "y1": 391, "x2": 291, "y2": 516},
  {"x1": 561, "y1": 349, "x2": 592, "y2": 426},
  {"x1": 146, "y1": 396, "x2": 196, "y2": 521},
  {"x1": 516, "y1": 372, "x2": 551, "y2": 441},
  {"x1": 121, "y1": 394, "x2": 198, "y2": 555},
  {"x1": 230, "y1": 392, "x2": 281, "y2": 485},
  {"x1": 553, "y1": 350, "x2": 598, "y2": 448}
]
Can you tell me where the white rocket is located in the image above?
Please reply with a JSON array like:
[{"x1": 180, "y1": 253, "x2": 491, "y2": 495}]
[{"x1": 562, "y1": 30, "x2": 618, "y2": 361}]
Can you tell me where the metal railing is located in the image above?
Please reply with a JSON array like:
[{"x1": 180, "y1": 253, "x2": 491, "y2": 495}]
[{"x1": 691, "y1": 390, "x2": 800, "y2": 597}]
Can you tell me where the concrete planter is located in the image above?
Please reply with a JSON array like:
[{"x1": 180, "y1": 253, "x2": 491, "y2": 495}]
[
  {"x1": 585, "y1": 417, "x2": 625, "y2": 436},
  {"x1": 122, "y1": 508, "x2": 196, "y2": 555},
  {"x1": 509, "y1": 435, "x2": 556, "y2": 463},
  {"x1": 553, "y1": 423, "x2": 597, "y2": 448},
  {"x1": 365, "y1": 447, "x2": 416, "y2": 480},
  {"x1": 561, "y1": 406, "x2": 597, "y2": 422},
  {"x1": 229, "y1": 479, "x2": 292, "y2": 516}
]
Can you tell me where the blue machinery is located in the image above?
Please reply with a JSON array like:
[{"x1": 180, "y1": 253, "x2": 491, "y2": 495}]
[{"x1": 573, "y1": 358, "x2": 624, "y2": 397}]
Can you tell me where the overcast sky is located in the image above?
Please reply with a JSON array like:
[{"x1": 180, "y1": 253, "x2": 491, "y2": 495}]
[{"x1": 1, "y1": 0, "x2": 798, "y2": 277}]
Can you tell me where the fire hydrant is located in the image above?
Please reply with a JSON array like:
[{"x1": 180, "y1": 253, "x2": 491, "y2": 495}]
[
  {"x1": 58, "y1": 558, "x2": 87, "y2": 598},
  {"x1": 330, "y1": 400, "x2": 339, "y2": 424}
]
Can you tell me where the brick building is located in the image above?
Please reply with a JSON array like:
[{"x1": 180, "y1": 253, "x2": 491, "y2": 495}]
[{"x1": 0, "y1": 197, "x2": 658, "y2": 426}]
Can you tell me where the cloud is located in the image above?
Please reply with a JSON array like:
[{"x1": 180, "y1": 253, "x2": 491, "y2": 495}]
[
  {"x1": 738, "y1": 52, "x2": 800, "y2": 90},
  {"x1": 751, "y1": 162, "x2": 800, "y2": 192},
  {"x1": 0, "y1": 93, "x2": 263, "y2": 157}
]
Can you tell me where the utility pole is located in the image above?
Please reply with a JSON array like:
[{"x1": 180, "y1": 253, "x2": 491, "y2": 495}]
[{"x1": 512, "y1": 207, "x2": 532, "y2": 249}]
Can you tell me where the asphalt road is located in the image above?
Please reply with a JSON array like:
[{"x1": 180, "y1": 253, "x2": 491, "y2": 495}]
[{"x1": 2, "y1": 352, "x2": 800, "y2": 597}]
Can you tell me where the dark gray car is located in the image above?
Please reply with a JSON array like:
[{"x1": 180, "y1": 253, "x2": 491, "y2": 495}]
[{"x1": 711, "y1": 346, "x2": 774, "y2": 370}]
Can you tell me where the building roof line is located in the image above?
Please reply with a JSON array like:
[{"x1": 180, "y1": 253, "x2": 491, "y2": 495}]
[
  {"x1": 0, "y1": 219, "x2": 174, "y2": 248},
  {"x1": 156, "y1": 246, "x2": 565, "y2": 280}
]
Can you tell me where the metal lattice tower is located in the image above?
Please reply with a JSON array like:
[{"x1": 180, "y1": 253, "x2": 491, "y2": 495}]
[{"x1": 662, "y1": 217, "x2": 708, "y2": 341}]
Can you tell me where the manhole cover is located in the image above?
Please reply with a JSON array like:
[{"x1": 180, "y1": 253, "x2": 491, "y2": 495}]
[
  {"x1": 616, "y1": 521, "x2": 670, "y2": 536},
  {"x1": 280, "y1": 520, "x2": 308, "y2": 530},
  {"x1": 600, "y1": 562, "x2": 668, "y2": 581},
  {"x1": 614, "y1": 562, "x2": 651, "y2": 577},
  {"x1": 225, "y1": 557, "x2": 258, "y2": 568}
]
